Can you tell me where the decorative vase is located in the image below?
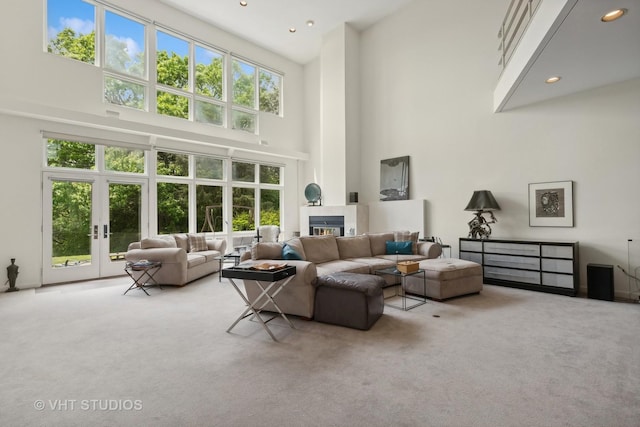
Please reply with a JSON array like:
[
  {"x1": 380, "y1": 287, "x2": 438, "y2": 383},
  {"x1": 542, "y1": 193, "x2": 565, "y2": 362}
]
[{"x1": 6, "y1": 258, "x2": 19, "y2": 292}]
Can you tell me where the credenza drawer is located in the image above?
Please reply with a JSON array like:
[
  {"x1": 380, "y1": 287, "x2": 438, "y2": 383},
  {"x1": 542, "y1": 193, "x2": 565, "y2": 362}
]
[
  {"x1": 541, "y1": 245, "x2": 573, "y2": 259},
  {"x1": 460, "y1": 240, "x2": 483, "y2": 252},
  {"x1": 541, "y1": 258, "x2": 574, "y2": 274},
  {"x1": 484, "y1": 253, "x2": 540, "y2": 270},
  {"x1": 542, "y1": 273, "x2": 574, "y2": 289},
  {"x1": 484, "y1": 266, "x2": 541, "y2": 285},
  {"x1": 484, "y1": 242, "x2": 540, "y2": 257},
  {"x1": 460, "y1": 251, "x2": 482, "y2": 264}
]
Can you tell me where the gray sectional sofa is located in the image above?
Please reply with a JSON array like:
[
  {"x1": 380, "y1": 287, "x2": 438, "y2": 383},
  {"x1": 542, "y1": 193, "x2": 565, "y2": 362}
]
[
  {"x1": 238, "y1": 232, "x2": 443, "y2": 318},
  {"x1": 125, "y1": 233, "x2": 226, "y2": 286}
]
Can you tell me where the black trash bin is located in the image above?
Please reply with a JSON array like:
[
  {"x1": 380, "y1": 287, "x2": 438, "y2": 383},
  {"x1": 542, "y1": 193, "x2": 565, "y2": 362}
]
[{"x1": 587, "y1": 264, "x2": 614, "y2": 301}]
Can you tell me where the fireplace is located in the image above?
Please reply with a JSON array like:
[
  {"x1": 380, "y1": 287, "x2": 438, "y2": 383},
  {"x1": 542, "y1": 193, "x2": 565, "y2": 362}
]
[
  {"x1": 300, "y1": 205, "x2": 368, "y2": 237},
  {"x1": 309, "y1": 215, "x2": 344, "y2": 236}
]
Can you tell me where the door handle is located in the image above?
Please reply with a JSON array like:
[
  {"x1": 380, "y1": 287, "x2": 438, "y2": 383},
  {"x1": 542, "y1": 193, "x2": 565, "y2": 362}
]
[
  {"x1": 103, "y1": 224, "x2": 108, "y2": 239},
  {"x1": 93, "y1": 225, "x2": 99, "y2": 240}
]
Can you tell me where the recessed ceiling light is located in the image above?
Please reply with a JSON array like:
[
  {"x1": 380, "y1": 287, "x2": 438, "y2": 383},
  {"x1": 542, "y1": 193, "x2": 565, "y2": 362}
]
[
  {"x1": 306, "y1": 20, "x2": 315, "y2": 27},
  {"x1": 601, "y1": 8, "x2": 627, "y2": 22},
  {"x1": 239, "y1": 1, "x2": 247, "y2": 6},
  {"x1": 289, "y1": 27, "x2": 296, "y2": 33},
  {"x1": 545, "y1": 76, "x2": 561, "y2": 84}
]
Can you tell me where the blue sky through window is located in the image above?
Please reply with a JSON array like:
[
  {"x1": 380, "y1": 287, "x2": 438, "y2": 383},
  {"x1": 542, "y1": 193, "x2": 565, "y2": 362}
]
[
  {"x1": 105, "y1": 11, "x2": 145, "y2": 63},
  {"x1": 48, "y1": 0, "x2": 145, "y2": 57},
  {"x1": 157, "y1": 31, "x2": 189, "y2": 57},
  {"x1": 196, "y1": 46, "x2": 221, "y2": 65},
  {"x1": 47, "y1": 0, "x2": 94, "y2": 42}
]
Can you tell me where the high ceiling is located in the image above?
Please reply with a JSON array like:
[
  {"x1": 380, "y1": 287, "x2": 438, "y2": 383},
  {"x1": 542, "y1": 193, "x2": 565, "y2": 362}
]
[
  {"x1": 158, "y1": 0, "x2": 414, "y2": 64},
  {"x1": 158, "y1": 0, "x2": 640, "y2": 109},
  {"x1": 499, "y1": 0, "x2": 640, "y2": 111}
]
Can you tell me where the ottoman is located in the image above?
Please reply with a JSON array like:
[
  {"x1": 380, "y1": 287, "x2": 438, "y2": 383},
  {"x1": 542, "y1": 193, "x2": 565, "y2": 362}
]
[
  {"x1": 404, "y1": 258, "x2": 483, "y2": 301},
  {"x1": 314, "y1": 272, "x2": 385, "y2": 330}
]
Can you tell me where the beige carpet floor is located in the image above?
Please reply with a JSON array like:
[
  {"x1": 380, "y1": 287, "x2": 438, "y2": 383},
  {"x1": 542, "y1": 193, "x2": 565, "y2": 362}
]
[{"x1": 1, "y1": 274, "x2": 639, "y2": 427}]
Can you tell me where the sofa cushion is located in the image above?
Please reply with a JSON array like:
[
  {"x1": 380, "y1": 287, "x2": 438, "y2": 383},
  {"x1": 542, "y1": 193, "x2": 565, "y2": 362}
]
[
  {"x1": 198, "y1": 250, "x2": 223, "y2": 262},
  {"x1": 316, "y1": 260, "x2": 370, "y2": 276},
  {"x1": 300, "y1": 235, "x2": 340, "y2": 264},
  {"x1": 186, "y1": 253, "x2": 207, "y2": 268},
  {"x1": 386, "y1": 240, "x2": 413, "y2": 255},
  {"x1": 188, "y1": 234, "x2": 208, "y2": 252},
  {"x1": 394, "y1": 230, "x2": 419, "y2": 254},
  {"x1": 282, "y1": 243, "x2": 303, "y2": 260},
  {"x1": 285, "y1": 238, "x2": 306, "y2": 261},
  {"x1": 140, "y1": 237, "x2": 177, "y2": 249},
  {"x1": 348, "y1": 257, "x2": 395, "y2": 271},
  {"x1": 174, "y1": 234, "x2": 189, "y2": 252},
  {"x1": 252, "y1": 242, "x2": 284, "y2": 260},
  {"x1": 366, "y1": 232, "x2": 395, "y2": 256},
  {"x1": 336, "y1": 235, "x2": 372, "y2": 259}
]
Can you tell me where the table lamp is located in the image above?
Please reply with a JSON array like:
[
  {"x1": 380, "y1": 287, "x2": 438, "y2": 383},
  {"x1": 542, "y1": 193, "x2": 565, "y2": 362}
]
[{"x1": 465, "y1": 190, "x2": 500, "y2": 239}]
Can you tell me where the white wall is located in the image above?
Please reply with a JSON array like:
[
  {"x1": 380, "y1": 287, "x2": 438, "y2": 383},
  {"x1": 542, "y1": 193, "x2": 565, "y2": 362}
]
[
  {"x1": 0, "y1": 0, "x2": 308, "y2": 287},
  {"x1": 356, "y1": 0, "x2": 640, "y2": 298},
  {"x1": 303, "y1": 58, "x2": 322, "y2": 197},
  {"x1": 320, "y1": 25, "x2": 348, "y2": 206}
]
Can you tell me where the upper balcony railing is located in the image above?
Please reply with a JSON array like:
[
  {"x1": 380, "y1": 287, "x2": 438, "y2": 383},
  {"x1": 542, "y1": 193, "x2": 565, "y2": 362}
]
[{"x1": 497, "y1": 0, "x2": 542, "y2": 72}]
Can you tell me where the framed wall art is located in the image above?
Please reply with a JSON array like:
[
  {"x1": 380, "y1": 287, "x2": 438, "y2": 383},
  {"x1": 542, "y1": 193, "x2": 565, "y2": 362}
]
[
  {"x1": 528, "y1": 180, "x2": 574, "y2": 227},
  {"x1": 380, "y1": 156, "x2": 409, "y2": 201}
]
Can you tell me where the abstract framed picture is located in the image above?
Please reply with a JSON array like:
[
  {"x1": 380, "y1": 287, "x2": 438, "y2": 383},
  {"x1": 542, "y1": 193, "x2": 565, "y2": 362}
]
[
  {"x1": 380, "y1": 156, "x2": 409, "y2": 201},
  {"x1": 528, "y1": 181, "x2": 574, "y2": 227}
]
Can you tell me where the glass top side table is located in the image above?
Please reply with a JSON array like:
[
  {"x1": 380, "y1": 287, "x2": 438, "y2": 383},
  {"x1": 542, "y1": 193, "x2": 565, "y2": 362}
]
[{"x1": 375, "y1": 267, "x2": 426, "y2": 311}]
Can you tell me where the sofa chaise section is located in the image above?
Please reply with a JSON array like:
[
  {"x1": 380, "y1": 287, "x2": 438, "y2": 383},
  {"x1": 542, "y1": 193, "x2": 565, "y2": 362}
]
[{"x1": 238, "y1": 233, "x2": 442, "y2": 318}]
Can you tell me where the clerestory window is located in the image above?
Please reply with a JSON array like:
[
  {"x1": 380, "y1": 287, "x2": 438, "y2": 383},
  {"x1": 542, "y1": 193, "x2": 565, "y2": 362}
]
[{"x1": 45, "y1": 0, "x2": 281, "y2": 135}]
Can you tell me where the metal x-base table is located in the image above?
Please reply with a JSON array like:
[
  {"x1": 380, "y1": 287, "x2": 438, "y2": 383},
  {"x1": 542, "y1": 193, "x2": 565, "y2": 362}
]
[
  {"x1": 222, "y1": 265, "x2": 296, "y2": 341},
  {"x1": 124, "y1": 261, "x2": 162, "y2": 296}
]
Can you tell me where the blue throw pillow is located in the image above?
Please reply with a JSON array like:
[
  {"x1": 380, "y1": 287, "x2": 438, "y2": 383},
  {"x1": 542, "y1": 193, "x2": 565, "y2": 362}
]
[
  {"x1": 282, "y1": 243, "x2": 303, "y2": 260},
  {"x1": 385, "y1": 240, "x2": 413, "y2": 255}
]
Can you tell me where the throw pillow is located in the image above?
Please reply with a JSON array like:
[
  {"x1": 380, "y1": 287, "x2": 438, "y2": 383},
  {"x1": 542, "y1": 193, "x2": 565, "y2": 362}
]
[
  {"x1": 385, "y1": 240, "x2": 413, "y2": 255},
  {"x1": 282, "y1": 243, "x2": 303, "y2": 260},
  {"x1": 394, "y1": 230, "x2": 419, "y2": 254},
  {"x1": 140, "y1": 237, "x2": 177, "y2": 249},
  {"x1": 251, "y1": 242, "x2": 284, "y2": 260},
  {"x1": 187, "y1": 234, "x2": 208, "y2": 252},
  {"x1": 285, "y1": 238, "x2": 307, "y2": 260}
]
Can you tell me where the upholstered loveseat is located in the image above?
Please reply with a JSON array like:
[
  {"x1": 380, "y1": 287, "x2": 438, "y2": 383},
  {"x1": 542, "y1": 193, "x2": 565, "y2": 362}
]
[
  {"x1": 237, "y1": 232, "x2": 442, "y2": 318},
  {"x1": 125, "y1": 233, "x2": 226, "y2": 286}
]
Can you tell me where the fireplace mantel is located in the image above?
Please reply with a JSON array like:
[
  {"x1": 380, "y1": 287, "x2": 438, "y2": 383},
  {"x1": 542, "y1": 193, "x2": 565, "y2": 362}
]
[{"x1": 300, "y1": 205, "x2": 369, "y2": 236}]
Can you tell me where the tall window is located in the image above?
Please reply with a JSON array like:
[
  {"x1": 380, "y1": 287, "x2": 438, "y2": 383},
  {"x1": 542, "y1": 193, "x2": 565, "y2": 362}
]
[
  {"x1": 156, "y1": 151, "x2": 189, "y2": 233},
  {"x1": 46, "y1": 1, "x2": 283, "y2": 133},
  {"x1": 232, "y1": 59, "x2": 257, "y2": 133},
  {"x1": 196, "y1": 156, "x2": 224, "y2": 232},
  {"x1": 259, "y1": 69, "x2": 281, "y2": 115},
  {"x1": 231, "y1": 162, "x2": 282, "y2": 230},
  {"x1": 156, "y1": 30, "x2": 189, "y2": 119},
  {"x1": 195, "y1": 45, "x2": 225, "y2": 126},
  {"x1": 259, "y1": 165, "x2": 281, "y2": 226},
  {"x1": 46, "y1": 0, "x2": 96, "y2": 64},
  {"x1": 155, "y1": 152, "x2": 230, "y2": 234},
  {"x1": 103, "y1": 10, "x2": 147, "y2": 110},
  {"x1": 44, "y1": 140, "x2": 281, "y2": 236}
]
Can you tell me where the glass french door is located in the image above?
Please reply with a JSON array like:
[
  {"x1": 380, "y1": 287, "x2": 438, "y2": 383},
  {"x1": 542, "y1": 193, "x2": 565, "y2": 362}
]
[{"x1": 43, "y1": 172, "x2": 148, "y2": 284}]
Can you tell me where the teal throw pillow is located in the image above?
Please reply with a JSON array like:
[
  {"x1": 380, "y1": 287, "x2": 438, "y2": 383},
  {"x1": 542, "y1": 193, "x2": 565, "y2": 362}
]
[
  {"x1": 385, "y1": 240, "x2": 413, "y2": 255},
  {"x1": 282, "y1": 243, "x2": 303, "y2": 260}
]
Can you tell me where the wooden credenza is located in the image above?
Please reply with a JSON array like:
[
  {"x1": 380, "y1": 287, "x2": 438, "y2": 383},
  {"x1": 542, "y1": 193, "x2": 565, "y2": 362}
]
[{"x1": 459, "y1": 238, "x2": 579, "y2": 296}]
